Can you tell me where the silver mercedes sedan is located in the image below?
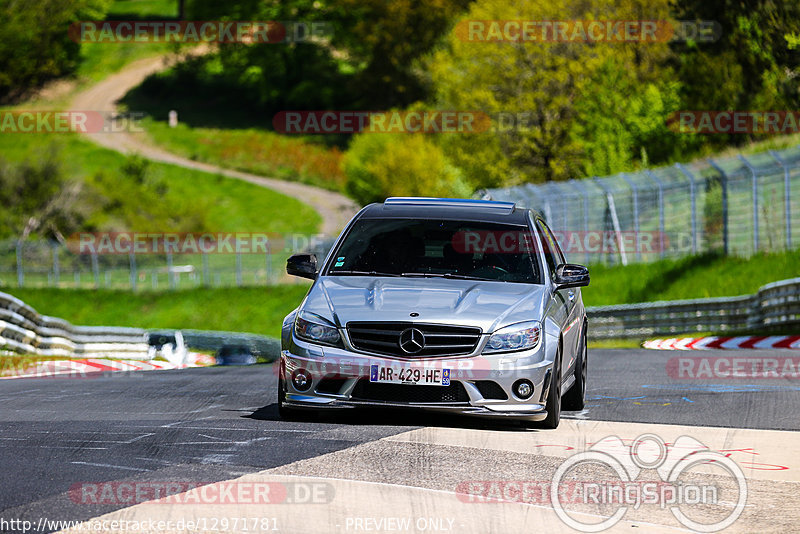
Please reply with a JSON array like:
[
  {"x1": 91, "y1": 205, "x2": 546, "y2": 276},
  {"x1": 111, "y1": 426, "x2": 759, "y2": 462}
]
[{"x1": 278, "y1": 197, "x2": 589, "y2": 428}]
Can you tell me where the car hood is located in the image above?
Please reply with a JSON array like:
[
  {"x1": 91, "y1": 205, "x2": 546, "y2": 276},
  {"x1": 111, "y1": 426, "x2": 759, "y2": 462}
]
[{"x1": 301, "y1": 276, "x2": 546, "y2": 333}]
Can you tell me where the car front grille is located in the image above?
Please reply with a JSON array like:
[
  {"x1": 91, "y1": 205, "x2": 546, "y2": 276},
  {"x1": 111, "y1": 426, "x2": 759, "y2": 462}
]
[
  {"x1": 350, "y1": 379, "x2": 470, "y2": 404},
  {"x1": 346, "y1": 322, "x2": 481, "y2": 358}
]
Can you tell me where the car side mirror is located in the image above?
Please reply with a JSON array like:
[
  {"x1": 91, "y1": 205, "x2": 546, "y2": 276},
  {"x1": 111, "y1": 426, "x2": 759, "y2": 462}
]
[
  {"x1": 554, "y1": 263, "x2": 590, "y2": 290},
  {"x1": 286, "y1": 253, "x2": 318, "y2": 280}
]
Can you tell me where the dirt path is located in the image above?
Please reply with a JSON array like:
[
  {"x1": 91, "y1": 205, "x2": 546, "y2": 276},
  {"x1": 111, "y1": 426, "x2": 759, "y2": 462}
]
[{"x1": 68, "y1": 51, "x2": 358, "y2": 235}]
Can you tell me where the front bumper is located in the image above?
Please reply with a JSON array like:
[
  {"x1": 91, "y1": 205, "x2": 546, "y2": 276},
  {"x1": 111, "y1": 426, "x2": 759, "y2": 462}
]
[{"x1": 279, "y1": 336, "x2": 554, "y2": 422}]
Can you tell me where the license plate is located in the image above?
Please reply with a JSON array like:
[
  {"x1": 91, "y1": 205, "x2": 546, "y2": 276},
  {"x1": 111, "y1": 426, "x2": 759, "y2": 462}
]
[{"x1": 369, "y1": 364, "x2": 451, "y2": 386}]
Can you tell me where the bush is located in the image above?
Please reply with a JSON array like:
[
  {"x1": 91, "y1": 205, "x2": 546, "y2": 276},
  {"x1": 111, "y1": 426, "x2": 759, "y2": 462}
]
[
  {"x1": 344, "y1": 133, "x2": 472, "y2": 204},
  {"x1": 0, "y1": 148, "x2": 85, "y2": 239}
]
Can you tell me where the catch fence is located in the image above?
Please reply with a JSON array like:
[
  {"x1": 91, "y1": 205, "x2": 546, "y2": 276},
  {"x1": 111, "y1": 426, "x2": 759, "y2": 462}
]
[{"x1": 484, "y1": 145, "x2": 800, "y2": 265}]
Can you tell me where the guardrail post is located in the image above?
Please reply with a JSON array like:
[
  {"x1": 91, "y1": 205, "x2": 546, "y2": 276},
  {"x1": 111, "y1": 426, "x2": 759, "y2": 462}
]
[
  {"x1": 646, "y1": 171, "x2": 666, "y2": 259},
  {"x1": 202, "y1": 251, "x2": 210, "y2": 287},
  {"x1": 52, "y1": 244, "x2": 60, "y2": 286},
  {"x1": 570, "y1": 179, "x2": 591, "y2": 265},
  {"x1": 235, "y1": 251, "x2": 243, "y2": 287},
  {"x1": 91, "y1": 251, "x2": 100, "y2": 288},
  {"x1": 620, "y1": 173, "x2": 641, "y2": 261},
  {"x1": 769, "y1": 150, "x2": 792, "y2": 249},
  {"x1": 738, "y1": 155, "x2": 760, "y2": 253},
  {"x1": 166, "y1": 252, "x2": 175, "y2": 289},
  {"x1": 707, "y1": 159, "x2": 729, "y2": 255},
  {"x1": 675, "y1": 164, "x2": 698, "y2": 254},
  {"x1": 16, "y1": 240, "x2": 23, "y2": 287},
  {"x1": 265, "y1": 242, "x2": 272, "y2": 285},
  {"x1": 129, "y1": 250, "x2": 137, "y2": 291}
]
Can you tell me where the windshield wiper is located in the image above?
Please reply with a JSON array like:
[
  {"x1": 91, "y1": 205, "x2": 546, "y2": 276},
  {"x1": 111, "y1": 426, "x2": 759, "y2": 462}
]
[
  {"x1": 401, "y1": 272, "x2": 498, "y2": 282},
  {"x1": 329, "y1": 270, "x2": 402, "y2": 277}
]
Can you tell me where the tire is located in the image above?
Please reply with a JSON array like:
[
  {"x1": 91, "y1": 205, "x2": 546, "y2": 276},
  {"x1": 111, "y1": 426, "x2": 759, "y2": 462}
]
[
  {"x1": 277, "y1": 377, "x2": 301, "y2": 421},
  {"x1": 562, "y1": 324, "x2": 587, "y2": 411},
  {"x1": 539, "y1": 344, "x2": 562, "y2": 429}
]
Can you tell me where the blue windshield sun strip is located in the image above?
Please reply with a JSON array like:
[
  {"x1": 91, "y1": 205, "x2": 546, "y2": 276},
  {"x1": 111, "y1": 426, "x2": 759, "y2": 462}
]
[{"x1": 383, "y1": 197, "x2": 516, "y2": 212}]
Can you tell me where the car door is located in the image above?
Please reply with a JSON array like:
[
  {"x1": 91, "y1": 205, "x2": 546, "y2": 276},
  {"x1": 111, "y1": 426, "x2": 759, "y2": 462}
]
[{"x1": 536, "y1": 218, "x2": 580, "y2": 373}]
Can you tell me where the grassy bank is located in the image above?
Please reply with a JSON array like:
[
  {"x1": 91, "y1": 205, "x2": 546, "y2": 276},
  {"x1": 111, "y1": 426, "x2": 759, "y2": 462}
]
[
  {"x1": 0, "y1": 134, "x2": 321, "y2": 235},
  {"x1": 132, "y1": 119, "x2": 346, "y2": 191},
  {"x1": 10, "y1": 286, "x2": 311, "y2": 337},
  {"x1": 582, "y1": 249, "x2": 800, "y2": 307}
]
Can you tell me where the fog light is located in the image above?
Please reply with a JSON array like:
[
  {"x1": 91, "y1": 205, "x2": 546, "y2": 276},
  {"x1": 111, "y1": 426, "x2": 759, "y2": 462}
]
[
  {"x1": 292, "y1": 369, "x2": 312, "y2": 391},
  {"x1": 513, "y1": 379, "x2": 534, "y2": 399}
]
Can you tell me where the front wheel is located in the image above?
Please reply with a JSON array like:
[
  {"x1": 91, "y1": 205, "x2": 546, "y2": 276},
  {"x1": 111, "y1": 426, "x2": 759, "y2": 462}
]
[
  {"x1": 538, "y1": 345, "x2": 562, "y2": 429},
  {"x1": 278, "y1": 377, "x2": 301, "y2": 421},
  {"x1": 562, "y1": 325, "x2": 587, "y2": 411}
]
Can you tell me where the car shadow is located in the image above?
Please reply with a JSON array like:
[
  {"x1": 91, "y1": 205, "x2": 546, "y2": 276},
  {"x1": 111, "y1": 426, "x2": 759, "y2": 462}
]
[{"x1": 243, "y1": 403, "x2": 540, "y2": 432}]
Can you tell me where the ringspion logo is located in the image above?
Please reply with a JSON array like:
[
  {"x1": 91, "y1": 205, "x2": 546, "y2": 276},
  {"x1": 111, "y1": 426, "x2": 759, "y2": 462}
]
[{"x1": 551, "y1": 434, "x2": 747, "y2": 532}]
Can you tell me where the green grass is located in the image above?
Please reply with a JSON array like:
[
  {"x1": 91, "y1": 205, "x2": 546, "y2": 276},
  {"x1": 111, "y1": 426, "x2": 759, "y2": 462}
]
[
  {"x1": 9, "y1": 286, "x2": 310, "y2": 337},
  {"x1": 75, "y1": 42, "x2": 174, "y2": 87},
  {"x1": 130, "y1": 119, "x2": 346, "y2": 191},
  {"x1": 106, "y1": 0, "x2": 179, "y2": 18},
  {"x1": 582, "y1": 249, "x2": 800, "y2": 307},
  {"x1": 0, "y1": 133, "x2": 321, "y2": 235}
]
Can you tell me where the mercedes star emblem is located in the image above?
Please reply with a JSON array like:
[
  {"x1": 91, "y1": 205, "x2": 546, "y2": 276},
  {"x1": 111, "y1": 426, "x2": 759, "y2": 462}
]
[{"x1": 398, "y1": 328, "x2": 425, "y2": 354}]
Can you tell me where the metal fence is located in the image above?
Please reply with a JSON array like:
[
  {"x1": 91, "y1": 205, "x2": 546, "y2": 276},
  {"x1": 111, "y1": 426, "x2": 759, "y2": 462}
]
[
  {"x1": 484, "y1": 145, "x2": 800, "y2": 265},
  {"x1": 0, "y1": 238, "x2": 334, "y2": 290},
  {"x1": 587, "y1": 277, "x2": 800, "y2": 338}
]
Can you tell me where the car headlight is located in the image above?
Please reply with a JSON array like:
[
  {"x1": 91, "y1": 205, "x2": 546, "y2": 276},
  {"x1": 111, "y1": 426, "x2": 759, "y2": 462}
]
[
  {"x1": 294, "y1": 311, "x2": 341, "y2": 346},
  {"x1": 483, "y1": 321, "x2": 542, "y2": 353}
]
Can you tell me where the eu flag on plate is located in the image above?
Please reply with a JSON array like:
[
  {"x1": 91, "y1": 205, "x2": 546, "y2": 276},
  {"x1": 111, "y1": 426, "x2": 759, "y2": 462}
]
[{"x1": 370, "y1": 364, "x2": 378, "y2": 381}]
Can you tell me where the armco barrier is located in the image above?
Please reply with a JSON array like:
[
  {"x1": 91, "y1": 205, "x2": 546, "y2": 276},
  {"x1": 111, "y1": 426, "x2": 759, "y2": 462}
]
[
  {"x1": 587, "y1": 277, "x2": 800, "y2": 339},
  {"x1": 153, "y1": 329, "x2": 281, "y2": 361},
  {"x1": 0, "y1": 291, "x2": 149, "y2": 358},
  {"x1": 0, "y1": 289, "x2": 281, "y2": 361}
]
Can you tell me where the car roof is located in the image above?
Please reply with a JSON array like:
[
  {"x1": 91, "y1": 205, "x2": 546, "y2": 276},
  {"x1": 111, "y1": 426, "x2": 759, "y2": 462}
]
[{"x1": 358, "y1": 197, "x2": 535, "y2": 225}]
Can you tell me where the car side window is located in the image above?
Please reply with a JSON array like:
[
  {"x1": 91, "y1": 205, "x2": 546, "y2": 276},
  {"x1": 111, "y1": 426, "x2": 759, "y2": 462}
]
[
  {"x1": 540, "y1": 220, "x2": 566, "y2": 265},
  {"x1": 535, "y1": 219, "x2": 564, "y2": 280}
]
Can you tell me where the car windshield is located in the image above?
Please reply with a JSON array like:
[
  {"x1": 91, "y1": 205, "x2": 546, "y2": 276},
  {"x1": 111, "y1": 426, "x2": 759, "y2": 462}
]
[{"x1": 326, "y1": 218, "x2": 541, "y2": 284}]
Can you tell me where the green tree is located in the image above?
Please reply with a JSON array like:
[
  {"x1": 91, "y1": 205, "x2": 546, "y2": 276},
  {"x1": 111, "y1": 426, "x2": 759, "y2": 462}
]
[
  {"x1": 182, "y1": 0, "x2": 472, "y2": 113},
  {"x1": 0, "y1": 0, "x2": 111, "y2": 101},
  {"x1": 672, "y1": 0, "x2": 800, "y2": 139},
  {"x1": 344, "y1": 132, "x2": 471, "y2": 204},
  {"x1": 428, "y1": 0, "x2": 679, "y2": 188}
]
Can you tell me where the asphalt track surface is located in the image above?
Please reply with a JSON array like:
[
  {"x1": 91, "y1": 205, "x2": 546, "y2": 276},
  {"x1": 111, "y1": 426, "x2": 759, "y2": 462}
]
[{"x1": 1, "y1": 348, "x2": 799, "y2": 533}]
